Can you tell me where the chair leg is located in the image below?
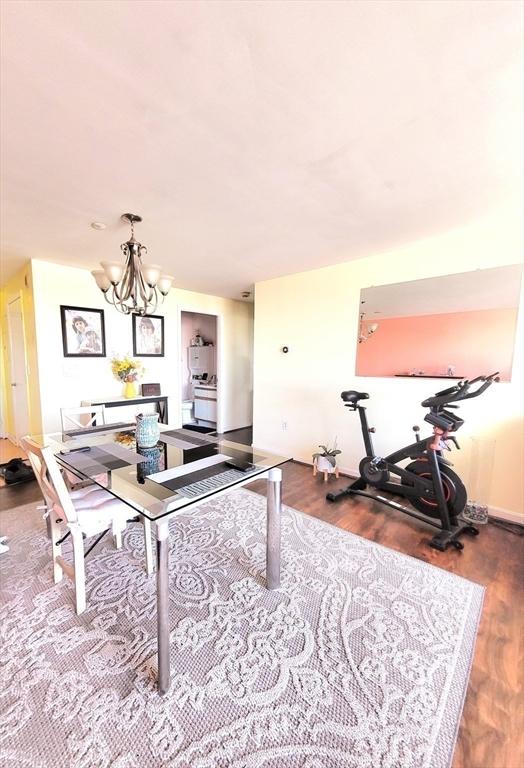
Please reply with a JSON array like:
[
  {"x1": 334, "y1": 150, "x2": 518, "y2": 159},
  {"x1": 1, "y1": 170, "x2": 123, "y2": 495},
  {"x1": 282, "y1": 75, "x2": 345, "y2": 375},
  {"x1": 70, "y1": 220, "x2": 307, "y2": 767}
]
[
  {"x1": 50, "y1": 515, "x2": 63, "y2": 584},
  {"x1": 71, "y1": 528, "x2": 86, "y2": 614},
  {"x1": 114, "y1": 530, "x2": 123, "y2": 549},
  {"x1": 142, "y1": 517, "x2": 154, "y2": 576}
]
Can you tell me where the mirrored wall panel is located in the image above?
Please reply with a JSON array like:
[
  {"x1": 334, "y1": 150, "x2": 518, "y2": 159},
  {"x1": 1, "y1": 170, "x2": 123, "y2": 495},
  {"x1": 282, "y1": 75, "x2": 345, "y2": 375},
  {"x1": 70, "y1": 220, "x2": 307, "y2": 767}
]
[{"x1": 355, "y1": 264, "x2": 522, "y2": 382}]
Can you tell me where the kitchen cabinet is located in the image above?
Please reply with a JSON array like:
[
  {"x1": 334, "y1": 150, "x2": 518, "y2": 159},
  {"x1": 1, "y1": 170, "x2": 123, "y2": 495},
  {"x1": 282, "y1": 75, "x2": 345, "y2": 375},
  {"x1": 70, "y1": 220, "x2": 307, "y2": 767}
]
[
  {"x1": 194, "y1": 385, "x2": 217, "y2": 423},
  {"x1": 188, "y1": 346, "x2": 214, "y2": 371}
]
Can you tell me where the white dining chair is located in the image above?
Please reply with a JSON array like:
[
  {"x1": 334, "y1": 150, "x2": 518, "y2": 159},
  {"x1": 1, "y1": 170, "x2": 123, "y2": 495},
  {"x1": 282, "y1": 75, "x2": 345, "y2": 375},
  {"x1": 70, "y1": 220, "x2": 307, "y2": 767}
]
[
  {"x1": 59, "y1": 406, "x2": 109, "y2": 489},
  {"x1": 22, "y1": 437, "x2": 154, "y2": 615},
  {"x1": 60, "y1": 405, "x2": 106, "y2": 433}
]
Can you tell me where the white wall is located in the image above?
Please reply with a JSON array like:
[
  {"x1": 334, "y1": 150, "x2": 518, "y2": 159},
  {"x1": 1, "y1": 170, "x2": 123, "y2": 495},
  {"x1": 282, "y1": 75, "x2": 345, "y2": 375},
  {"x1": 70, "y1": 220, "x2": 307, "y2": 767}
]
[
  {"x1": 31, "y1": 260, "x2": 253, "y2": 434},
  {"x1": 253, "y1": 209, "x2": 524, "y2": 521}
]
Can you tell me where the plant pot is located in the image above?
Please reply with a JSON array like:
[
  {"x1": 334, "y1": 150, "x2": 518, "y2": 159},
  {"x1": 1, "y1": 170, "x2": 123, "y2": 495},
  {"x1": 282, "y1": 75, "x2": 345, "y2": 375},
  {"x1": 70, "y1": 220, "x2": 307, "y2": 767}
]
[
  {"x1": 123, "y1": 381, "x2": 138, "y2": 399},
  {"x1": 313, "y1": 456, "x2": 340, "y2": 482},
  {"x1": 316, "y1": 456, "x2": 336, "y2": 472}
]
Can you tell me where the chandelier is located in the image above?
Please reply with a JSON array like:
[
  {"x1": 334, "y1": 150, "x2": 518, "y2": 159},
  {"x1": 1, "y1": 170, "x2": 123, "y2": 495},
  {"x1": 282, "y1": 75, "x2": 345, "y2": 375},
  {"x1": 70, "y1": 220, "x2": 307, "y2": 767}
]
[{"x1": 91, "y1": 213, "x2": 173, "y2": 315}]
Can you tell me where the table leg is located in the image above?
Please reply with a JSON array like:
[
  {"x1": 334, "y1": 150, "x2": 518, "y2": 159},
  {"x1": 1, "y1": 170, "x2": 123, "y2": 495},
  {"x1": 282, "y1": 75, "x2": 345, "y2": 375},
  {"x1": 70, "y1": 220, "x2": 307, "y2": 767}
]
[
  {"x1": 156, "y1": 519, "x2": 171, "y2": 694},
  {"x1": 266, "y1": 467, "x2": 282, "y2": 589},
  {"x1": 157, "y1": 398, "x2": 168, "y2": 424}
]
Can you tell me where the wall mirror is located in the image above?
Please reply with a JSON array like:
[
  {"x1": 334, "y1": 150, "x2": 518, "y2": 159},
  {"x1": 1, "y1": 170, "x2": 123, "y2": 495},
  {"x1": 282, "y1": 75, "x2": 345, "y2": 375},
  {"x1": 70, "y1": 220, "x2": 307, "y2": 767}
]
[{"x1": 355, "y1": 264, "x2": 522, "y2": 382}]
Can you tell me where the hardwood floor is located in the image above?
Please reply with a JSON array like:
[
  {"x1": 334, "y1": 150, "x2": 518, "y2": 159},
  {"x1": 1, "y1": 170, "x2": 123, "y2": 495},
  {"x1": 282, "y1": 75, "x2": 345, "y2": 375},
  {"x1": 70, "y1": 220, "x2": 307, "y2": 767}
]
[
  {"x1": 1, "y1": 429, "x2": 522, "y2": 767},
  {"x1": 0, "y1": 439, "x2": 38, "y2": 511},
  {"x1": 248, "y1": 461, "x2": 524, "y2": 768}
]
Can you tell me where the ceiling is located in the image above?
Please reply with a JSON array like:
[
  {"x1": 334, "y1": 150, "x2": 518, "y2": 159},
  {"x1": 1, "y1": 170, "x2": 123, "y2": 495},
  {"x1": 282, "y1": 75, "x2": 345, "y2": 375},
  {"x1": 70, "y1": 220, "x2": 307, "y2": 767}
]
[
  {"x1": 360, "y1": 263, "x2": 523, "y2": 318},
  {"x1": 1, "y1": 1, "x2": 522, "y2": 299}
]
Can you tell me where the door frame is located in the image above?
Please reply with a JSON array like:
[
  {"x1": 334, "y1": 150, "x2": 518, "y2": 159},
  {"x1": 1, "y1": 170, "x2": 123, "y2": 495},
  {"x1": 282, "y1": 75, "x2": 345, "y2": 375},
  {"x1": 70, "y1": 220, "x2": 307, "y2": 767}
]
[
  {"x1": 6, "y1": 291, "x2": 30, "y2": 445},
  {"x1": 177, "y1": 307, "x2": 222, "y2": 433}
]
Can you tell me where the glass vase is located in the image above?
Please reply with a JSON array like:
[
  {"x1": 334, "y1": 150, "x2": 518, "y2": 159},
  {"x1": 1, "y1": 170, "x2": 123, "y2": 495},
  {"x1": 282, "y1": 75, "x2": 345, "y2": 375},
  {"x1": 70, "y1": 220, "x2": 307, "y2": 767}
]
[{"x1": 136, "y1": 413, "x2": 160, "y2": 448}]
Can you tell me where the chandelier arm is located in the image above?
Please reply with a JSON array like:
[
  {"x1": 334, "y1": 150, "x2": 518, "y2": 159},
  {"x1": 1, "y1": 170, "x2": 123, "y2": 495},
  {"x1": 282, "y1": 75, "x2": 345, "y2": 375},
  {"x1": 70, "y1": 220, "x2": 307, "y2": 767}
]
[
  {"x1": 105, "y1": 286, "x2": 130, "y2": 314},
  {"x1": 111, "y1": 282, "x2": 122, "y2": 302},
  {"x1": 118, "y1": 245, "x2": 136, "y2": 303},
  {"x1": 135, "y1": 257, "x2": 151, "y2": 309},
  {"x1": 137, "y1": 246, "x2": 150, "y2": 303},
  {"x1": 136, "y1": 250, "x2": 158, "y2": 314},
  {"x1": 148, "y1": 287, "x2": 158, "y2": 315}
]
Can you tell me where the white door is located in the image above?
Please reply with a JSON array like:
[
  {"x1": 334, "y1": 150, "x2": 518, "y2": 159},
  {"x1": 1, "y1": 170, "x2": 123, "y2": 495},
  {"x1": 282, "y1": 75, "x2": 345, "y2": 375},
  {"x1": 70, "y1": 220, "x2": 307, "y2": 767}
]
[{"x1": 7, "y1": 296, "x2": 30, "y2": 443}]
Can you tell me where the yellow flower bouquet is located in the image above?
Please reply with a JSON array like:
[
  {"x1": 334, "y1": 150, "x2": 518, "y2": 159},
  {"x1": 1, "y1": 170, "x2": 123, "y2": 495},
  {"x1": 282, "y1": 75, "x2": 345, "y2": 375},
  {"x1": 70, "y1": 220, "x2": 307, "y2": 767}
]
[{"x1": 111, "y1": 356, "x2": 144, "y2": 383}]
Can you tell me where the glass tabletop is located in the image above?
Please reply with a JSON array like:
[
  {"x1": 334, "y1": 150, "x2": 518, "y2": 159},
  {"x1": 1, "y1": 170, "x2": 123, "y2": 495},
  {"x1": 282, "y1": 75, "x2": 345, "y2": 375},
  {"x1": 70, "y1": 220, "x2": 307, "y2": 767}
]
[{"x1": 30, "y1": 424, "x2": 291, "y2": 521}]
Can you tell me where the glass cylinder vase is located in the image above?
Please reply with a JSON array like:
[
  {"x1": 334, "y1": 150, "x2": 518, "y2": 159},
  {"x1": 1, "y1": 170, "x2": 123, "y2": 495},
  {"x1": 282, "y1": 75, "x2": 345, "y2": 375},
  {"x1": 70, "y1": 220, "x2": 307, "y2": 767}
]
[{"x1": 135, "y1": 412, "x2": 160, "y2": 448}]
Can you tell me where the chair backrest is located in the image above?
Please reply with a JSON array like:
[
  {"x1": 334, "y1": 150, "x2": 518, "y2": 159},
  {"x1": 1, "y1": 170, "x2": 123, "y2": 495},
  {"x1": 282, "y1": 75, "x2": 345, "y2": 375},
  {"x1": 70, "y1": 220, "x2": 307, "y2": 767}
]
[
  {"x1": 21, "y1": 437, "x2": 78, "y2": 523},
  {"x1": 60, "y1": 405, "x2": 106, "y2": 433}
]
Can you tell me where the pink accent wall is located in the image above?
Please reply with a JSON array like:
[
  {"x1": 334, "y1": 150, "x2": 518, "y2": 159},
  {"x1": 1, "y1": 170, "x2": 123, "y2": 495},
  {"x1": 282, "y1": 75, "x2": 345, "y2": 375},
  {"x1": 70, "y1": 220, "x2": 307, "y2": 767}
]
[{"x1": 356, "y1": 308, "x2": 518, "y2": 381}]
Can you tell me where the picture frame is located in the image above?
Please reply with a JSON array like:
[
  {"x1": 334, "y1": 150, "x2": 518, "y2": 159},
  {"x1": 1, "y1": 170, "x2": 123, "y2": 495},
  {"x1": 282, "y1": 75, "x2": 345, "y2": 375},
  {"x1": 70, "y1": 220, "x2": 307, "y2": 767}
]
[
  {"x1": 132, "y1": 313, "x2": 165, "y2": 357},
  {"x1": 60, "y1": 305, "x2": 106, "y2": 357}
]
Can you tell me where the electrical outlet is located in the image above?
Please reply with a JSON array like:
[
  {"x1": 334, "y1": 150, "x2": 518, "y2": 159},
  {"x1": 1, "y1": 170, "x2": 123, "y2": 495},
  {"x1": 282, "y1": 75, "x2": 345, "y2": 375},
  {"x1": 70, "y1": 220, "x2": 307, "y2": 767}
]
[{"x1": 281, "y1": 421, "x2": 287, "y2": 431}]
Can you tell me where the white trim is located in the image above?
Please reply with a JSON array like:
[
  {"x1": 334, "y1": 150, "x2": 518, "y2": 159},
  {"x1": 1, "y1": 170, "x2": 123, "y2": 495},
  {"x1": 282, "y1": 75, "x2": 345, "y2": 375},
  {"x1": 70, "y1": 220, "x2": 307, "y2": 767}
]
[
  {"x1": 177, "y1": 306, "x2": 221, "y2": 432},
  {"x1": 488, "y1": 506, "x2": 524, "y2": 525}
]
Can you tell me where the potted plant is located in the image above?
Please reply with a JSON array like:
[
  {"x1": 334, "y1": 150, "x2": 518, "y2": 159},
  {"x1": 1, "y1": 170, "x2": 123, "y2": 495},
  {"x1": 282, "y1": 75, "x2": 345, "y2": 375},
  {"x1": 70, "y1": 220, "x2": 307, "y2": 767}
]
[
  {"x1": 111, "y1": 355, "x2": 144, "y2": 398},
  {"x1": 312, "y1": 441, "x2": 341, "y2": 482}
]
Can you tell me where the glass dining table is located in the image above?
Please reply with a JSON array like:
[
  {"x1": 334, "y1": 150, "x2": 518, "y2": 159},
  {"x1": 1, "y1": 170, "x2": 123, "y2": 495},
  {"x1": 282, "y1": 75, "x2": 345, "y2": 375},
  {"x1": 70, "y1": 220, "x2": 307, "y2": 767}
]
[{"x1": 30, "y1": 423, "x2": 291, "y2": 694}]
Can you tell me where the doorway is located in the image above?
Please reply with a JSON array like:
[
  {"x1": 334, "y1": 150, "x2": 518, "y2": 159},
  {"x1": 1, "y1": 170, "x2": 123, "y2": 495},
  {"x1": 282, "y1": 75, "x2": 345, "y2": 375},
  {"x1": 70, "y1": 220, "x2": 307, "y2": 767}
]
[
  {"x1": 7, "y1": 295, "x2": 30, "y2": 444},
  {"x1": 180, "y1": 311, "x2": 219, "y2": 432}
]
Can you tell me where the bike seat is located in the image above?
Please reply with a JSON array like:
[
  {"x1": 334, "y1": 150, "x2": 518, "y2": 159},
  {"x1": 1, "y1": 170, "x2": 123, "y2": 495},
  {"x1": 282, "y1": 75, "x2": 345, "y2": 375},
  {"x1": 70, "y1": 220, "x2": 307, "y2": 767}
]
[{"x1": 341, "y1": 390, "x2": 369, "y2": 404}]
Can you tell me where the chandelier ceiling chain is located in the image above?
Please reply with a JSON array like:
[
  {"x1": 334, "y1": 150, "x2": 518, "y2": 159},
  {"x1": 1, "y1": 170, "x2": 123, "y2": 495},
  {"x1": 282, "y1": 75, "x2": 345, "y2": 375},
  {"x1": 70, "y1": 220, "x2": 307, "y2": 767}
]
[{"x1": 91, "y1": 213, "x2": 174, "y2": 316}]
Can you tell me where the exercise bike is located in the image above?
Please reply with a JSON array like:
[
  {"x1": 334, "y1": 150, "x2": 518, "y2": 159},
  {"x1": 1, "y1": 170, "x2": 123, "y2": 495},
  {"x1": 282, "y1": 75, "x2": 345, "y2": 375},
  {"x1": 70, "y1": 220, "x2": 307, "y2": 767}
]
[{"x1": 326, "y1": 372, "x2": 499, "y2": 551}]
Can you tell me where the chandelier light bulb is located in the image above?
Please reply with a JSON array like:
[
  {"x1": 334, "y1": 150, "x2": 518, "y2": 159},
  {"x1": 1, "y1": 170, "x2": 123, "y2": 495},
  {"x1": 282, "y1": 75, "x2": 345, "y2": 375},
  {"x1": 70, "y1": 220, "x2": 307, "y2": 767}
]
[
  {"x1": 101, "y1": 261, "x2": 124, "y2": 285},
  {"x1": 142, "y1": 263, "x2": 161, "y2": 287},
  {"x1": 157, "y1": 274, "x2": 174, "y2": 295},
  {"x1": 91, "y1": 269, "x2": 111, "y2": 292}
]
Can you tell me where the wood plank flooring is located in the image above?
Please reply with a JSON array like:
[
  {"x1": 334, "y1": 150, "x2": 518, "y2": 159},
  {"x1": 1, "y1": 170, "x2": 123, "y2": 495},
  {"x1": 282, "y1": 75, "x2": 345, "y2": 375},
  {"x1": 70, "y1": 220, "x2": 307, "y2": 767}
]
[
  {"x1": 1, "y1": 431, "x2": 522, "y2": 767},
  {"x1": 248, "y1": 461, "x2": 524, "y2": 768}
]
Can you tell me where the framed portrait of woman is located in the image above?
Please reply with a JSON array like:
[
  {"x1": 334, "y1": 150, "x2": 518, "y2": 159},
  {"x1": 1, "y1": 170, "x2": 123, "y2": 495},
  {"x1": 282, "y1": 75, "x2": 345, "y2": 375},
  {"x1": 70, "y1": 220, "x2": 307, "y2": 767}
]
[
  {"x1": 132, "y1": 313, "x2": 164, "y2": 357},
  {"x1": 60, "y1": 305, "x2": 106, "y2": 357}
]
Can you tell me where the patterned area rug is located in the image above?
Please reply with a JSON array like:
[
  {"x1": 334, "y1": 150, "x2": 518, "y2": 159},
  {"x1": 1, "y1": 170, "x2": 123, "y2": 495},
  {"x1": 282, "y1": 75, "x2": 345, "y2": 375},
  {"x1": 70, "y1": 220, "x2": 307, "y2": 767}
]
[{"x1": 0, "y1": 490, "x2": 483, "y2": 768}]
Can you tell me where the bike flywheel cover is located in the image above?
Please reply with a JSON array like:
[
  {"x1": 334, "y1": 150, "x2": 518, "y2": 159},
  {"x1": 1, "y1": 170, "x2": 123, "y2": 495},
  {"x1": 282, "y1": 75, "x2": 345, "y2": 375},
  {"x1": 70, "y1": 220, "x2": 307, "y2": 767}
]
[{"x1": 359, "y1": 457, "x2": 390, "y2": 486}]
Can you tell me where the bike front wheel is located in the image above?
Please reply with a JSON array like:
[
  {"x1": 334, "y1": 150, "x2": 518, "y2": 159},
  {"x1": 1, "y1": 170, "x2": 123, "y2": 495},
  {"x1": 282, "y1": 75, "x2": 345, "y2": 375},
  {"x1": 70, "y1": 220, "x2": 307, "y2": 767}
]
[{"x1": 402, "y1": 460, "x2": 467, "y2": 521}]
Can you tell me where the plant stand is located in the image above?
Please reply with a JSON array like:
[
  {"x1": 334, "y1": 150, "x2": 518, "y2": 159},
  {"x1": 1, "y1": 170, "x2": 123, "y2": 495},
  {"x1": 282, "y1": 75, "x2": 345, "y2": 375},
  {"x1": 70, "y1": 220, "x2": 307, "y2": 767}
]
[{"x1": 313, "y1": 457, "x2": 340, "y2": 483}]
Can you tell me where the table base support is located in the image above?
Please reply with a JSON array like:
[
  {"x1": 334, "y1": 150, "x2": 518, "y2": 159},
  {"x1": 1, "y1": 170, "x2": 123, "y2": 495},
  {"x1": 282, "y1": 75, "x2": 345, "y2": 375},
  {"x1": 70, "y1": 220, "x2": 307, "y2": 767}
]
[
  {"x1": 156, "y1": 520, "x2": 170, "y2": 694},
  {"x1": 266, "y1": 467, "x2": 282, "y2": 589}
]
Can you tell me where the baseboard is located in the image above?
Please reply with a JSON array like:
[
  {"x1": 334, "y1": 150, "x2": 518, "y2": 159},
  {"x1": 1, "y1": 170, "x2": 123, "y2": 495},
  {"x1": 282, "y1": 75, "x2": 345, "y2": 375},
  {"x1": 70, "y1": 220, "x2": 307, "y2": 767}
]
[{"x1": 488, "y1": 506, "x2": 524, "y2": 526}]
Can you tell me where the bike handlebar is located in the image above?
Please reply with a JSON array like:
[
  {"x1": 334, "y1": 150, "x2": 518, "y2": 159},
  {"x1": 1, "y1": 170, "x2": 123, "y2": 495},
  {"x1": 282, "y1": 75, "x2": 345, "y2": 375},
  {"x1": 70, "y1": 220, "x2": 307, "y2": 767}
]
[{"x1": 421, "y1": 372, "x2": 499, "y2": 409}]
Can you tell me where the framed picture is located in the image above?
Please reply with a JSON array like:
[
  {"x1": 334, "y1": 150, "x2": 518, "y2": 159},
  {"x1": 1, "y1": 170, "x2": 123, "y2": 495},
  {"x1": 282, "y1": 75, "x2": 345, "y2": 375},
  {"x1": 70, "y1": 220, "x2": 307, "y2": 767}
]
[
  {"x1": 132, "y1": 313, "x2": 164, "y2": 357},
  {"x1": 60, "y1": 305, "x2": 106, "y2": 357}
]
